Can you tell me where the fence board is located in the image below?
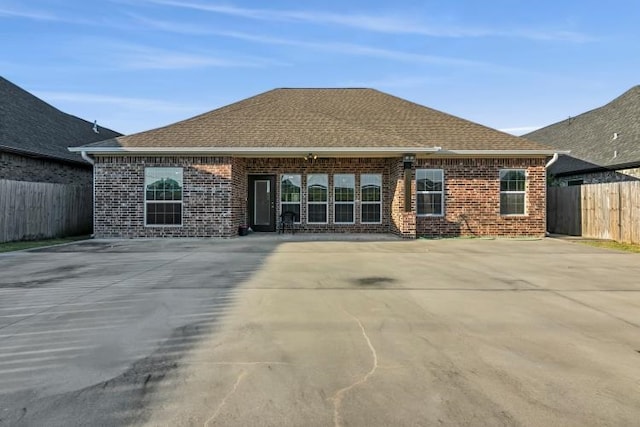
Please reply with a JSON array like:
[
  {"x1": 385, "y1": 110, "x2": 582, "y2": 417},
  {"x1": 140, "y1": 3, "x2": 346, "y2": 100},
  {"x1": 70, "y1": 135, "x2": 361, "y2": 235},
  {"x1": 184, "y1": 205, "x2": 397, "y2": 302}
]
[
  {"x1": 548, "y1": 181, "x2": 640, "y2": 244},
  {"x1": 0, "y1": 179, "x2": 92, "y2": 243}
]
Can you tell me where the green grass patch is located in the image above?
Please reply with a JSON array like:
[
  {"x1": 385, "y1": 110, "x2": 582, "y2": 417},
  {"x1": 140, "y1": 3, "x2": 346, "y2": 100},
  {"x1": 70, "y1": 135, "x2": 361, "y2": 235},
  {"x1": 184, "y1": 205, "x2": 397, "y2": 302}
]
[
  {"x1": 0, "y1": 235, "x2": 89, "y2": 253},
  {"x1": 579, "y1": 240, "x2": 640, "y2": 253}
]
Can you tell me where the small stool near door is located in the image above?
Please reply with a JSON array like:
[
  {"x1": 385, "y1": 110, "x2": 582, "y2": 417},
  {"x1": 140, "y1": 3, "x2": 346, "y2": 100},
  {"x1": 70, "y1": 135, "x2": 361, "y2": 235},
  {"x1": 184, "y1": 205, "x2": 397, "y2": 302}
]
[{"x1": 279, "y1": 211, "x2": 298, "y2": 234}]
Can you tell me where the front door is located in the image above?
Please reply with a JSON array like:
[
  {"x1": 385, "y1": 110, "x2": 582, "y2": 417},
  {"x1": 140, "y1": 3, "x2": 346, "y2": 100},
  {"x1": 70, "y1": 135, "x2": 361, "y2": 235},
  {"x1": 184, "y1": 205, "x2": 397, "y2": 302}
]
[{"x1": 248, "y1": 175, "x2": 276, "y2": 232}]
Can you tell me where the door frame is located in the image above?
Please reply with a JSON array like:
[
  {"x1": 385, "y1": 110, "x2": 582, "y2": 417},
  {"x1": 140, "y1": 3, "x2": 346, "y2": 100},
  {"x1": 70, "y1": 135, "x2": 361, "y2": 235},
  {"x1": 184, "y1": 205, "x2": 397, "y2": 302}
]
[{"x1": 248, "y1": 174, "x2": 276, "y2": 232}]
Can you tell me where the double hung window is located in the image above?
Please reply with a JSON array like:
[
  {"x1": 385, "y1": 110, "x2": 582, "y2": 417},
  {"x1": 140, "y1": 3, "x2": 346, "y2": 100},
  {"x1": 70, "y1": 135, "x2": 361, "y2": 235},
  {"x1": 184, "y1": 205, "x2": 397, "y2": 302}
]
[
  {"x1": 416, "y1": 169, "x2": 444, "y2": 216},
  {"x1": 500, "y1": 169, "x2": 526, "y2": 215},
  {"x1": 334, "y1": 174, "x2": 355, "y2": 223},
  {"x1": 361, "y1": 174, "x2": 382, "y2": 223},
  {"x1": 281, "y1": 174, "x2": 301, "y2": 222},
  {"x1": 145, "y1": 167, "x2": 183, "y2": 226},
  {"x1": 307, "y1": 174, "x2": 328, "y2": 223}
]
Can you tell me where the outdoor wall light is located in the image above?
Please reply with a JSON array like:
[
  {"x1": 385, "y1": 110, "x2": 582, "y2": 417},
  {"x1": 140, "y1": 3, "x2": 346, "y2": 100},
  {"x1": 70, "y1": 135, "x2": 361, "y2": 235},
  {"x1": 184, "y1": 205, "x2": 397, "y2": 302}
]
[
  {"x1": 304, "y1": 153, "x2": 318, "y2": 161},
  {"x1": 403, "y1": 153, "x2": 416, "y2": 170}
]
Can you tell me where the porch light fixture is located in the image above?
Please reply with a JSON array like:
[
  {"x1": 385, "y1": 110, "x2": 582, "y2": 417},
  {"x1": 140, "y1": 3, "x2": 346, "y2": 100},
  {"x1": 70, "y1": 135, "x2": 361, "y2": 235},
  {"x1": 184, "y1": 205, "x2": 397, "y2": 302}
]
[
  {"x1": 304, "y1": 153, "x2": 318, "y2": 162},
  {"x1": 403, "y1": 153, "x2": 416, "y2": 170}
]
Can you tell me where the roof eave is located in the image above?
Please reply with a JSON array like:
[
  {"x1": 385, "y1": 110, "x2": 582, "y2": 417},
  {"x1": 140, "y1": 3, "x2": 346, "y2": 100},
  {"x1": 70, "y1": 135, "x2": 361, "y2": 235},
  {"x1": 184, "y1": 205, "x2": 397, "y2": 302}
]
[{"x1": 69, "y1": 146, "x2": 567, "y2": 157}]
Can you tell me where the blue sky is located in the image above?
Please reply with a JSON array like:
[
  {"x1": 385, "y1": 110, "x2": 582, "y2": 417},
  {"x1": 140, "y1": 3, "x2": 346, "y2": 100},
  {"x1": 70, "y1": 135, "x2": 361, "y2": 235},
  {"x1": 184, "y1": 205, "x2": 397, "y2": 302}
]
[{"x1": 1, "y1": 0, "x2": 639, "y2": 135}]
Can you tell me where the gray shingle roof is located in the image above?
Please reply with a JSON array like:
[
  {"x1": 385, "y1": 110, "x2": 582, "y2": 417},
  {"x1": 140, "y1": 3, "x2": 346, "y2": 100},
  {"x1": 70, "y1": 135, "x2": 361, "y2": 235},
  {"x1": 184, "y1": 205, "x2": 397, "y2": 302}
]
[
  {"x1": 0, "y1": 76, "x2": 121, "y2": 164},
  {"x1": 524, "y1": 86, "x2": 640, "y2": 175},
  {"x1": 83, "y1": 88, "x2": 550, "y2": 152}
]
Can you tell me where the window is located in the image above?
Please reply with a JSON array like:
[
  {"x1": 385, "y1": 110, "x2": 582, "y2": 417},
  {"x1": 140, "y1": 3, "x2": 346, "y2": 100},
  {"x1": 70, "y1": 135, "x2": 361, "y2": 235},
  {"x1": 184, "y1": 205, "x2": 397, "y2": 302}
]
[
  {"x1": 416, "y1": 169, "x2": 444, "y2": 216},
  {"x1": 334, "y1": 174, "x2": 355, "y2": 223},
  {"x1": 145, "y1": 167, "x2": 183, "y2": 226},
  {"x1": 281, "y1": 174, "x2": 301, "y2": 222},
  {"x1": 361, "y1": 174, "x2": 382, "y2": 223},
  {"x1": 307, "y1": 174, "x2": 328, "y2": 223},
  {"x1": 500, "y1": 169, "x2": 526, "y2": 215}
]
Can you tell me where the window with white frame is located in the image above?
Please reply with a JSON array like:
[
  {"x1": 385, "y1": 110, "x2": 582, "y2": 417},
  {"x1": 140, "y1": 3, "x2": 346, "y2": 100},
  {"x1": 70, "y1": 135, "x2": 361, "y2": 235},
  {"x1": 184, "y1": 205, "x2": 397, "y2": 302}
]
[
  {"x1": 361, "y1": 174, "x2": 382, "y2": 223},
  {"x1": 416, "y1": 169, "x2": 444, "y2": 216},
  {"x1": 334, "y1": 174, "x2": 355, "y2": 223},
  {"x1": 307, "y1": 174, "x2": 328, "y2": 223},
  {"x1": 281, "y1": 174, "x2": 301, "y2": 222},
  {"x1": 145, "y1": 167, "x2": 183, "y2": 226},
  {"x1": 500, "y1": 169, "x2": 526, "y2": 215}
]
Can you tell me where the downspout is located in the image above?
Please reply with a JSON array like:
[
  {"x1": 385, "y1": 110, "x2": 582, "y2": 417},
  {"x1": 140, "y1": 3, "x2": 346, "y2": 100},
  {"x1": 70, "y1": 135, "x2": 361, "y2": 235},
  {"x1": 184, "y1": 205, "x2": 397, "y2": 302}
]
[
  {"x1": 544, "y1": 153, "x2": 559, "y2": 237},
  {"x1": 545, "y1": 152, "x2": 559, "y2": 168},
  {"x1": 81, "y1": 150, "x2": 95, "y2": 165},
  {"x1": 81, "y1": 151, "x2": 96, "y2": 237}
]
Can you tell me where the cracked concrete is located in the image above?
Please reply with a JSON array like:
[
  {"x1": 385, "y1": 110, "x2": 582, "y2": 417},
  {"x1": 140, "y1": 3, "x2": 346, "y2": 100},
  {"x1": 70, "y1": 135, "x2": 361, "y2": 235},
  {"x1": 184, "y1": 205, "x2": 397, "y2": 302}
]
[
  {"x1": 2, "y1": 237, "x2": 640, "y2": 426},
  {"x1": 139, "y1": 238, "x2": 640, "y2": 426},
  {"x1": 331, "y1": 310, "x2": 378, "y2": 427}
]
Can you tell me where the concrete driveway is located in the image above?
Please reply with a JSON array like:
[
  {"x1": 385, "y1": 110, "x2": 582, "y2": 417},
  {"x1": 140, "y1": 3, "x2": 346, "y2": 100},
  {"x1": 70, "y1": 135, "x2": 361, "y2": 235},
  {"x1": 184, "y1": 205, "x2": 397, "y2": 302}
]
[{"x1": 1, "y1": 237, "x2": 639, "y2": 426}]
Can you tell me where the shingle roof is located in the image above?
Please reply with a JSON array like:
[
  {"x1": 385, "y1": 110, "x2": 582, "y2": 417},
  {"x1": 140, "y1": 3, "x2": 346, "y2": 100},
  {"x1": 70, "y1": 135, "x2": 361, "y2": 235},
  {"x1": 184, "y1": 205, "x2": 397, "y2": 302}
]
[
  {"x1": 0, "y1": 76, "x2": 121, "y2": 164},
  {"x1": 83, "y1": 88, "x2": 550, "y2": 152},
  {"x1": 525, "y1": 86, "x2": 640, "y2": 175}
]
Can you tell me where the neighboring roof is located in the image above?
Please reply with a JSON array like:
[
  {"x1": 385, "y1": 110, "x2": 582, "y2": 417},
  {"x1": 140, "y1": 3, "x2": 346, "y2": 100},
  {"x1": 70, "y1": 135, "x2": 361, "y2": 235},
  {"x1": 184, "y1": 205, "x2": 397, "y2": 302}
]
[
  {"x1": 77, "y1": 88, "x2": 553, "y2": 155},
  {"x1": 525, "y1": 86, "x2": 640, "y2": 175},
  {"x1": 0, "y1": 76, "x2": 121, "y2": 164}
]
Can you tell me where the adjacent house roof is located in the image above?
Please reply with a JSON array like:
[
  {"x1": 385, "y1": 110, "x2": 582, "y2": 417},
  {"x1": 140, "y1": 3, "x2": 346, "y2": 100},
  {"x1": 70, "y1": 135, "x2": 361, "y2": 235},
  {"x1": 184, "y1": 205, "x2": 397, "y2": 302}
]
[
  {"x1": 525, "y1": 86, "x2": 640, "y2": 176},
  {"x1": 75, "y1": 88, "x2": 554, "y2": 156},
  {"x1": 0, "y1": 76, "x2": 121, "y2": 164}
]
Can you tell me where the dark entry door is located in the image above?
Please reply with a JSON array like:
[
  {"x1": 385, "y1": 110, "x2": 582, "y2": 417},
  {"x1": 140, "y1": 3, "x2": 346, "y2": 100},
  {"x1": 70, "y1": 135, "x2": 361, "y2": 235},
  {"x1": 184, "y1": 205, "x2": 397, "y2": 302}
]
[{"x1": 248, "y1": 175, "x2": 276, "y2": 232}]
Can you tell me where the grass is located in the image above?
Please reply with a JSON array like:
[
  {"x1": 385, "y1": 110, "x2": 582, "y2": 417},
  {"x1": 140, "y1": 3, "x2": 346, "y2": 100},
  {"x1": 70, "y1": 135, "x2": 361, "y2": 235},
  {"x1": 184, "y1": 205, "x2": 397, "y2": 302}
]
[
  {"x1": 578, "y1": 240, "x2": 640, "y2": 253},
  {"x1": 0, "y1": 235, "x2": 89, "y2": 253}
]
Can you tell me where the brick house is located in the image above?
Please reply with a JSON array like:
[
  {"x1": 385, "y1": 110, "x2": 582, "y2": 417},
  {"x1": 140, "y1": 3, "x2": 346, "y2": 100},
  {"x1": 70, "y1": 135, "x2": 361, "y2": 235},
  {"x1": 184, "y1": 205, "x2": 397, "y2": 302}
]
[
  {"x1": 0, "y1": 76, "x2": 121, "y2": 185},
  {"x1": 71, "y1": 88, "x2": 557, "y2": 238},
  {"x1": 525, "y1": 86, "x2": 640, "y2": 186}
]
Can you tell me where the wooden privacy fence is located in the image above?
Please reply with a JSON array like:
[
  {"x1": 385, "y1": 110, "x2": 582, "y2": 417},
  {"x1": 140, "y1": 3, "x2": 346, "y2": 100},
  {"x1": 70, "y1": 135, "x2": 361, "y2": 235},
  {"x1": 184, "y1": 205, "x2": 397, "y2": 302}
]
[
  {"x1": 547, "y1": 181, "x2": 640, "y2": 244},
  {"x1": 0, "y1": 179, "x2": 92, "y2": 243}
]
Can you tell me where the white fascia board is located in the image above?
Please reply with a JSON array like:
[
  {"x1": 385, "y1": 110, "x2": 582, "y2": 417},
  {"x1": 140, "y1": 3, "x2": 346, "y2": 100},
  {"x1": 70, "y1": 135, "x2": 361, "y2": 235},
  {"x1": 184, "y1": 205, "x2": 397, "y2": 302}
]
[
  {"x1": 437, "y1": 149, "x2": 571, "y2": 156},
  {"x1": 69, "y1": 146, "x2": 570, "y2": 156},
  {"x1": 69, "y1": 146, "x2": 443, "y2": 156}
]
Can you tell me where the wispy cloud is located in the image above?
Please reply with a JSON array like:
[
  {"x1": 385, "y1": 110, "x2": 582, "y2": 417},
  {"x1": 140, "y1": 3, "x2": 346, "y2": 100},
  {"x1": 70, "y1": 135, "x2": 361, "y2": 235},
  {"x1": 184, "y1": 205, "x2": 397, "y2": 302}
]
[
  {"x1": 139, "y1": 0, "x2": 593, "y2": 42},
  {"x1": 34, "y1": 91, "x2": 206, "y2": 114},
  {"x1": 129, "y1": 16, "x2": 486, "y2": 68},
  {"x1": 0, "y1": 4, "x2": 59, "y2": 21},
  {"x1": 91, "y1": 40, "x2": 285, "y2": 70}
]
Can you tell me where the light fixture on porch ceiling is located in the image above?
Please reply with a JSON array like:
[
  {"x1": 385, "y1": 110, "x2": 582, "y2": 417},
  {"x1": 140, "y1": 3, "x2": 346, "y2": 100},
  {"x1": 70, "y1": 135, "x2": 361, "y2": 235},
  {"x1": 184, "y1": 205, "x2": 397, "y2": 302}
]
[
  {"x1": 403, "y1": 153, "x2": 416, "y2": 170},
  {"x1": 304, "y1": 153, "x2": 318, "y2": 162}
]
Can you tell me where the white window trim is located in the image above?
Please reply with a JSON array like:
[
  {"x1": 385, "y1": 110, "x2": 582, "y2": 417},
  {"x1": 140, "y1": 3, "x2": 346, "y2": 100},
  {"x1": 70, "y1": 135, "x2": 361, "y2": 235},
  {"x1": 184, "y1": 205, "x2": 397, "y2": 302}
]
[
  {"x1": 416, "y1": 169, "x2": 444, "y2": 217},
  {"x1": 144, "y1": 167, "x2": 184, "y2": 227},
  {"x1": 307, "y1": 174, "x2": 328, "y2": 224},
  {"x1": 361, "y1": 173, "x2": 382, "y2": 224},
  {"x1": 499, "y1": 169, "x2": 527, "y2": 216},
  {"x1": 280, "y1": 173, "x2": 302, "y2": 223},
  {"x1": 334, "y1": 174, "x2": 355, "y2": 224}
]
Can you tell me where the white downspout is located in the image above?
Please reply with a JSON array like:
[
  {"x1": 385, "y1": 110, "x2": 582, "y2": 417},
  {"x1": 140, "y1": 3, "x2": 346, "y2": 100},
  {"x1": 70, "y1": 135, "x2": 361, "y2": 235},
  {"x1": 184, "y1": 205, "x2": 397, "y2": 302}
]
[
  {"x1": 545, "y1": 152, "x2": 559, "y2": 168},
  {"x1": 81, "y1": 151, "x2": 96, "y2": 237},
  {"x1": 544, "y1": 152, "x2": 559, "y2": 237},
  {"x1": 81, "y1": 150, "x2": 95, "y2": 165}
]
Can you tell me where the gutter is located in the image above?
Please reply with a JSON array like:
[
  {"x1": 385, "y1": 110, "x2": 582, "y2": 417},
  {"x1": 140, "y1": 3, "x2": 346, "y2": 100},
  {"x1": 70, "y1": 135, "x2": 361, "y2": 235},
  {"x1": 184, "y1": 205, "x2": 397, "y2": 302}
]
[
  {"x1": 68, "y1": 146, "x2": 567, "y2": 157},
  {"x1": 545, "y1": 153, "x2": 559, "y2": 168}
]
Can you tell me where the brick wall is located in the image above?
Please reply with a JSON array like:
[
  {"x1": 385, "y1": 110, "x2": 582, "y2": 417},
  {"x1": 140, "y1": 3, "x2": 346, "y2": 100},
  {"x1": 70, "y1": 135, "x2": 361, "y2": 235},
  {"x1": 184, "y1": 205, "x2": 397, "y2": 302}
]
[
  {"x1": 94, "y1": 156, "x2": 234, "y2": 238},
  {"x1": 244, "y1": 158, "x2": 390, "y2": 234},
  {"x1": 414, "y1": 158, "x2": 547, "y2": 238},
  {"x1": 93, "y1": 155, "x2": 546, "y2": 239},
  {"x1": 0, "y1": 151, "x2": 91, "y2": 185},
  {"x1": 388, "y1": 158, "x2": 416, "y2": 238}
]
